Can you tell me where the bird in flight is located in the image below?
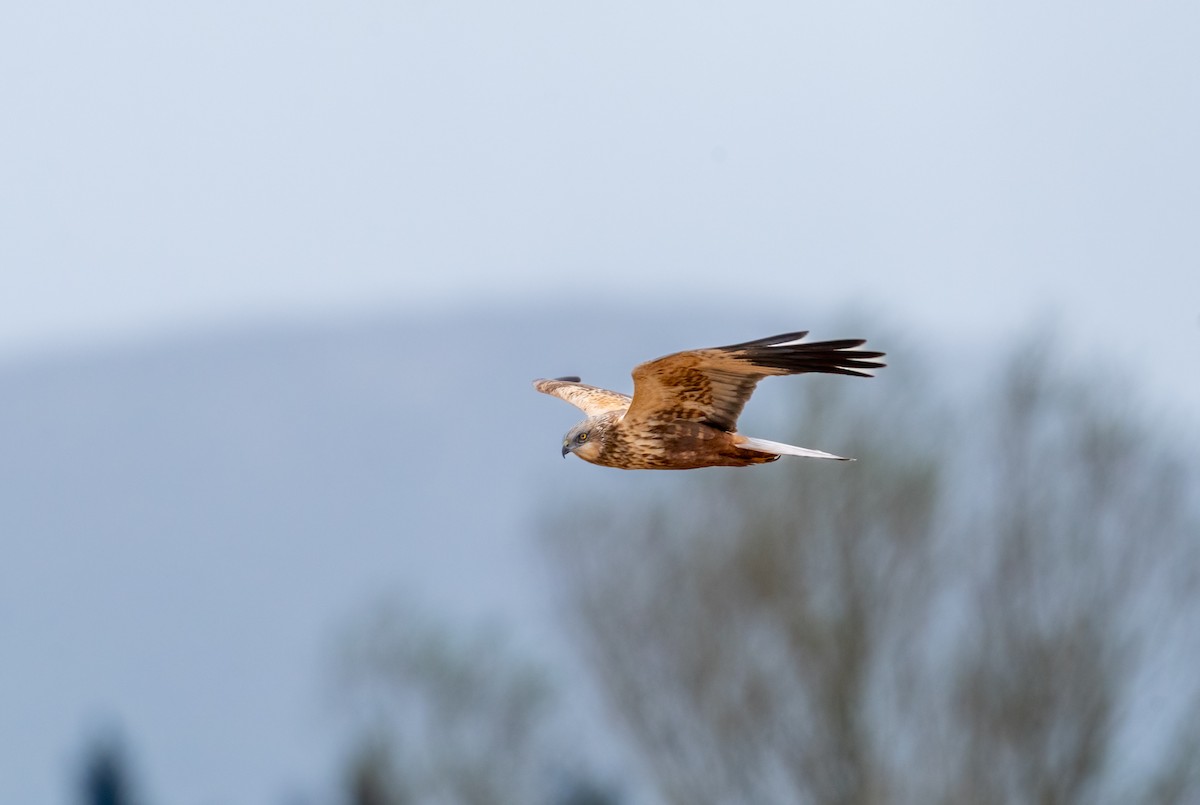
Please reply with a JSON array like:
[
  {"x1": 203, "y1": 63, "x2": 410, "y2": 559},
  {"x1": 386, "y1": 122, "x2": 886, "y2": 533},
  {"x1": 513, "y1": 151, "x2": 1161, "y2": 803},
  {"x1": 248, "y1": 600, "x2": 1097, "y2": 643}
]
[{"x1": 533, "y1": 330, "x2": 885, "y2": 470}]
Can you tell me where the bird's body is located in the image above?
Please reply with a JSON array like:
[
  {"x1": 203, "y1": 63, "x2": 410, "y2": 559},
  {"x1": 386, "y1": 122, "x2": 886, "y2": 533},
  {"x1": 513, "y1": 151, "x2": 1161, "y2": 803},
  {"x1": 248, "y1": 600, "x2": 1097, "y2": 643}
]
[
  {"x1": 534, "y1": 330, "x2": 885, "y2": 470},
  {"x1": 551, "y1": 408, "x2": 779, "y2": 470}
]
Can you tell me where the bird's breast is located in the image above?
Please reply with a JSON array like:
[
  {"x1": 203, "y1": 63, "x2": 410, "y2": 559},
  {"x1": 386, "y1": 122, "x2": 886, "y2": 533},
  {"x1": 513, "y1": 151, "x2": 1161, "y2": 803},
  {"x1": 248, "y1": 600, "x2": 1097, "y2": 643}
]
[{"x1": 592, "y1": 421, "x2": 769, "y2": 470}]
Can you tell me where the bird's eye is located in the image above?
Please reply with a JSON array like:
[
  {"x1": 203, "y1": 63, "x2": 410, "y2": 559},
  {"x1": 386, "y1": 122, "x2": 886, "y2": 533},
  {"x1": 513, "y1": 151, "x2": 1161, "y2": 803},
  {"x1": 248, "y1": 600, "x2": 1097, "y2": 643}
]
[{"x1": 577, "y1": 432, "x2": 588, "y2": 442}]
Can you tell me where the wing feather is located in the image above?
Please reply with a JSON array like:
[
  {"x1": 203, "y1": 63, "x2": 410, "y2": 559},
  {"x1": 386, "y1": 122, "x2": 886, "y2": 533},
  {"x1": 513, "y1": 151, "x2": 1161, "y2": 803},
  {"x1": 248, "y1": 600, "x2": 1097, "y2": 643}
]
[
  {"x1": 532, "y1": 378, "x2": 632, "y2": 417},
  {"x1": 623, "y1": 331, "x2": 885, "y2": 432}
]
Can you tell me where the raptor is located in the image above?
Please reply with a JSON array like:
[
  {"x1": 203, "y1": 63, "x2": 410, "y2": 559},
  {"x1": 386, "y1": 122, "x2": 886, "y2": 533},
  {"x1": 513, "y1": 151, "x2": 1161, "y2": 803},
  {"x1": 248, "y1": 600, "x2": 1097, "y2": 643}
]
[{"x1": 533, "y1": 330, "x2": 885, "y2": 469}]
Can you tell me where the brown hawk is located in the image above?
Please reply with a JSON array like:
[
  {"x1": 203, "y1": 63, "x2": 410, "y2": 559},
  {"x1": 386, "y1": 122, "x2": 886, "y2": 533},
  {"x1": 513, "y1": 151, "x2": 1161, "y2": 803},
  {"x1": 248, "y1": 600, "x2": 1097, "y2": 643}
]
[{"x1": 533, "y1": 330, "x2": 885, "y2": 469}]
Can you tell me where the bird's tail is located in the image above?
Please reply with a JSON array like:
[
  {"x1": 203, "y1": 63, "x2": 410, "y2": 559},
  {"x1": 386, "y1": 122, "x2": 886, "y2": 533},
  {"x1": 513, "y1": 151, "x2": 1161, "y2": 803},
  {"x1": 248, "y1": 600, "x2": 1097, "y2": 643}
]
[{"x1": 738, "y1": 435, "x2": 853, "y2": 461}]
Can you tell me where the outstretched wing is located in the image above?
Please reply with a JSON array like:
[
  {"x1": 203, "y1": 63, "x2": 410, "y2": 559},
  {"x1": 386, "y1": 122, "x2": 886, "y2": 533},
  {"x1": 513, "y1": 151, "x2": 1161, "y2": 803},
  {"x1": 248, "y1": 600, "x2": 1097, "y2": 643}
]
[
  {"x1": 532, "y1": 377, "x2": 632, "y2": 417},
  {"x1": 623, "y1": 331, "x2": 885, "y2": 432}
]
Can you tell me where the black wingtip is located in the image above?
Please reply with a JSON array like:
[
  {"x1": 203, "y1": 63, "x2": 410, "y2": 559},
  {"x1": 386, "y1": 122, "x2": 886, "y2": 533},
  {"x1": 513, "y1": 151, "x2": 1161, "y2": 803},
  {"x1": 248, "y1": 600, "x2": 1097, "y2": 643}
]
[
  {"x1": 720, "y1": 333, "x2": 886, "y2": 378},
  {"x1": 553, "y1": 375, "x2": 582, "y2": 382},
  {"x1": 720, "y1": 331, "x2": 810, "y2": 350}
]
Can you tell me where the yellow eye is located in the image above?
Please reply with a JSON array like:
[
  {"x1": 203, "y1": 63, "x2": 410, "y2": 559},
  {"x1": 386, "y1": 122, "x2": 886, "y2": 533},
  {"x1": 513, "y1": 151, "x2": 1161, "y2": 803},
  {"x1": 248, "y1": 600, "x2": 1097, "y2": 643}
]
[{"x1": 577, "y1": 432, "x2": 588, "y2": 442}]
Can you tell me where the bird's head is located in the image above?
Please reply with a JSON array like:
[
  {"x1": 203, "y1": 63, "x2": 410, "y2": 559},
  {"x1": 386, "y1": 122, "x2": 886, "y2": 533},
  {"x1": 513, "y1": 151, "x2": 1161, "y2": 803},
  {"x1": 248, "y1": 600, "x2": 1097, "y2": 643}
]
[{"x1": 562, "y1": 417, "x2": 607, "y2": 462}]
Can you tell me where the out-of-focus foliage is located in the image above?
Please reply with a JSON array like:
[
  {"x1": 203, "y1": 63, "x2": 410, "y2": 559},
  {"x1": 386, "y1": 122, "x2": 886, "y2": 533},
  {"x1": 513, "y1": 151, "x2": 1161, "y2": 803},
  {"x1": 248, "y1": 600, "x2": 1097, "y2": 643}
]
[
  {"x1": 331, "y1": 604, "x2": 552, "y2": 805},
  {"x1": 542, "y1": 335, "x2": 1200, "y2": 805},
  {"x1": 78, "y1": 732, "x2": 139, "y2": 805},
  {"x1": 330, "y1": 603, "x2": 620, "y2": 805}
]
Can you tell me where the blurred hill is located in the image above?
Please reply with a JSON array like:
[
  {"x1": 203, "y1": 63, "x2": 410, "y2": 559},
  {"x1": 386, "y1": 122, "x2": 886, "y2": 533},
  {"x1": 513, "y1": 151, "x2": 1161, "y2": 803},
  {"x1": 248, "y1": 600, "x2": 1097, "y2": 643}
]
[{"x1": 1, "y1": 306, "x2": 851, "y2": 804}]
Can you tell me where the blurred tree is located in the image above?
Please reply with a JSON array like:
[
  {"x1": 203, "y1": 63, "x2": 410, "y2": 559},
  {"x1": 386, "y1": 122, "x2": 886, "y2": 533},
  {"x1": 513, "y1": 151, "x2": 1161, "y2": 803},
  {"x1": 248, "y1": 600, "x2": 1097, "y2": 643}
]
[
  {"x1": 344, "y1": 732, "x2": 411, "y2": 805},
  {"x1": 542, "y1": 335, "x2": 1200, "y2": 805},
  {"x1": 331, "y1": 603, "x2": 619, "y2": 805},
  {"x1": 78, "y1": 732, "x2": 139, "y2": 805},
  {"x1": 549, "y1": 777, "x2": 622, "y2": 805}
]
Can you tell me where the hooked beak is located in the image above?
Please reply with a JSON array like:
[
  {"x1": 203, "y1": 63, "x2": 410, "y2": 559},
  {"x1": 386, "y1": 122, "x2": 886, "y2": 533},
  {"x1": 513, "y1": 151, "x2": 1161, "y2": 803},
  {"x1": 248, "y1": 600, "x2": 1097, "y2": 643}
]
[{"x1": 562, "y1": 441, "x2": 571, "y2": 458}]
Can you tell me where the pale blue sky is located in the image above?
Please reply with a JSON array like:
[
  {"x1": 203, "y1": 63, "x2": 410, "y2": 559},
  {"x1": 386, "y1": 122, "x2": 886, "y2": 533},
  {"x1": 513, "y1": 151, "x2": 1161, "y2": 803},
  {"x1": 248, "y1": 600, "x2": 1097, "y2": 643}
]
[{"x1": 2, "y1": 0, "x2": 1197, "y2": 406}]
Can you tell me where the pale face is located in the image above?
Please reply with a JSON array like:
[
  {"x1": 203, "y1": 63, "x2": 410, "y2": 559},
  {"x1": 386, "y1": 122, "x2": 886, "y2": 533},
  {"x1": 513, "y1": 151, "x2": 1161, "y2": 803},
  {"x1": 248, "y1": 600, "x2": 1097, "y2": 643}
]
[{"x1": 562, "y1": 421, "x2": 602, "y2": 461}]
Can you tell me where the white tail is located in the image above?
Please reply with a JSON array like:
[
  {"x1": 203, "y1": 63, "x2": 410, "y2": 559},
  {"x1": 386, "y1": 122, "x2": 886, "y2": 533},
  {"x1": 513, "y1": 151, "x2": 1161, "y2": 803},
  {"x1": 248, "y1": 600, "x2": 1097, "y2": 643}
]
[{"x1": 738, "y1": 435, "x2": 853, "y2": 461}]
